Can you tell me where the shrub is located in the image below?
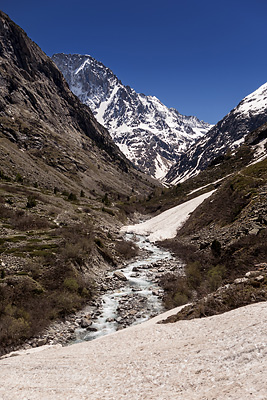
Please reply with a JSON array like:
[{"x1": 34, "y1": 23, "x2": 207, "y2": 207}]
[
  {"x1": 211, "y1": 239, "x2": 221, "y2": 257},
  {"x1": 102, "y1": 193, "x2": 110, "y2": 206},
  {"x1": 207, "y1": 264, "x2": 226, "y2": 291},
  {"x1": 49, "y1": 292, "x2": 82, "y2": 317},
  {"x1": 11, "y1": 211, "x2": 50, "y2": 231},
  {"x1": 63, "y1": 277, "x2": 79, "y2": 292},
  {"x1": 115, "y1": 239, "x2": 138, "y2": 259},
  {"x1": 186, "y1": 261, "x2": 202, "y2": 290},
  {"x1": 0, "y1": 171, "x2": 11, "y2": 181},
  {"x1": 68, "y1": 192, "x2": 77, "y2": 201},
  {"x1": 173, "y1": 292, "x2": 189, "y2": 306},
  {"x1": 160, "y1": 274, "x2": 192, "y2": 309},
  {"x1": 15, "y1": 173, "x2": 23, "y2": 183},
  {"x1": 0, "y1": 315, "x2": 30, "y2": 345},
  {"x1": 26, "y1": 196, "x2": 37, "y2": 208}
]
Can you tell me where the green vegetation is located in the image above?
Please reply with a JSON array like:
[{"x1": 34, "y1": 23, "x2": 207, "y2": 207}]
[
  {"x1": 26, "y1": 196, "x2": 37, "y2": 208},
  {"x1": 177, "y1": 157, "x2": 267, "y2": 236},
  {"x1": 102, "y1": 193, "x2": 110, "y2": 206},
  {"x1": 15, "y1": 173, "x2": 23, "y2": 183},
  {"x1": 162, "y1": 273, "x2": 267, "y2": 324},
  {"x1": 116, "y1": 145, "x2": 256, "y2": 219},
  {"x1": 68, "y1": 192, "x2": 77, "y2": 201},
  {"x1": 0, "y1": 177, "x2": 126, "y2": 354},
  {"x1": 161, "y1": 227, "x2": 267, "y2": 309},
  {"x1": 0, "y1": 171, "x2": 11, "y2": 182},
  {"x1": 114, "y1": 239, "x2": 139, "y2": 260}
]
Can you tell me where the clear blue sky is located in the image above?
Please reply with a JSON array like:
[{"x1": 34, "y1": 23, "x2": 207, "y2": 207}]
[{"x1": 1, "y1": 0, "x2": 267, "y2": 124}]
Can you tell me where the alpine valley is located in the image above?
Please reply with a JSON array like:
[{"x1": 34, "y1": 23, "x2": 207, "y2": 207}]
[{"x1": 0, "y1": 10, "x2": 267, "y2": 398}]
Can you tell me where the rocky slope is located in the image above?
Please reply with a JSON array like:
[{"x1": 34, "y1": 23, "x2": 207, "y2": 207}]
[
  {"x1": 165, "y1": 82, "x2": 267, "y2": 184},
  {"x1": 52, "y1": 53, "x2": 212, "y2": 179},
  {"x1": 0, "y1": 11, "x2": 154, "y2": 198},
  {"x1": 156, "y1": 125, "x2": 267, "y2": 309},
  {"x1": 0, "y1": 10, "x2": 156, "y2": 354}
]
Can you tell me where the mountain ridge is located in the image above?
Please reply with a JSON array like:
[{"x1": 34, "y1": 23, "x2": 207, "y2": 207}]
[
  {"x1": 52, "y1": 53, "x2": 212, "y2": 179},
  {"x1": 165, "y1": 82, "x2": 267, "y2": 184},
  {"x1": 0, "y1": 11, "x2": 154, "y2": 197}
]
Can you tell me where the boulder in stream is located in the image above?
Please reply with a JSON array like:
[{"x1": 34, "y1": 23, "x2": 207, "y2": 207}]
[
  {"x1": 113, "y1": 271, "x2": 128, "y2": 281},
  {"x1": 80, "y1": 318, "x2": 92, "y2": 328}
]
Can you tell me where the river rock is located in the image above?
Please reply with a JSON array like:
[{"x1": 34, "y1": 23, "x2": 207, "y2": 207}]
[
  {"x1": 37, "y1": 338, "x2": 47, "y2": 347},
  {"x1": 234, "y1": 277, "x2": 249, "y2": 284},
  {"x1": 80, "y1": 318, "x2": 92, "y2": 328},
  {"x1": 255, "y1": 275, "x2": 265, "y2": 282},
  {"x1": 129, "y1": 309, "x2": 137, "y2": 315},
  {"x1": 114, "y1": 271, "x2": 127, "y2": 281},
  {"x1": 86, "y1": 327, "x2": 97, "y2": 332}
]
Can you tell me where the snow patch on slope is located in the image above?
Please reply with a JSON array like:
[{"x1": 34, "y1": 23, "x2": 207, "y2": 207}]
[
  {"x1": 121, "y1": 190, "x2": 215, "y2": 242},
  {"x1": 236, "y1": 82, "x2": 267, "y2": 116}
]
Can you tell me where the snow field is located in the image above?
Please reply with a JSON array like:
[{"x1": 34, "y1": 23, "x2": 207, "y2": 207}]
[{"x1": 121, "y1": 190, "x2": 215, "y2": 242}]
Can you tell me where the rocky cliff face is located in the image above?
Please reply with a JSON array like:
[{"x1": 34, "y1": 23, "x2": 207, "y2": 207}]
[
  {"x1": 165, "y1": 82, "x2": 267, "y2": 184},
  {"x1": 0, "y1": 11, "x2": 153, "y2": 197},
  {"x1": 52, "y1": 53, "x2": 212, "y2": 179}
]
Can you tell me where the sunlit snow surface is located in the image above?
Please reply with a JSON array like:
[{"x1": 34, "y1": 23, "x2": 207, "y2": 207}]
[
  {"x1": 235, "y1": 82, "x2": 267, "y2": 116},
  {"x1": 121, "y1": 190, "x2": 215, "y2": 242}
]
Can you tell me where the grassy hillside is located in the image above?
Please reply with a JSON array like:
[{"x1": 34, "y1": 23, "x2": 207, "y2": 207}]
[
  {"x1": 0, "y1": 173, "x2": 140, "y2": 354},
  {"x1": 159, "y1": 156, "x2": 267, "y2": 309}
]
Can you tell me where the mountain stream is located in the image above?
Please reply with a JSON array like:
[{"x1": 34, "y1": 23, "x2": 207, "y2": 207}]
[{"x1": 74, "y1": 233, "x2": 179, "y2": 343}]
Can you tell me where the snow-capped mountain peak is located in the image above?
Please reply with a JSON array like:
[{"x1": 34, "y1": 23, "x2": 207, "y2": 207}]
[
  {"x1": 234, "y1": 82, "x2": 267, "y2": 117},
  {"x1": 52, "y1": 53, "x2": 212, "y2": 179},
  {"x1": 165, "y1": 82, "x2": 267, "y2": 185}
]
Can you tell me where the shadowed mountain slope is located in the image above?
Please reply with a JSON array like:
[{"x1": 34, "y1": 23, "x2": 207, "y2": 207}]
[{"x1": 0, "y1": 11, "x2": 153, "y2": 197}]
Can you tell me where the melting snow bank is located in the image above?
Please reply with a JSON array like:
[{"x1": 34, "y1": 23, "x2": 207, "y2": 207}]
[
  {"x1": 121, "y1": 190, "x2": 215, "y2": 242},
  {"x1": 0, "y1": 302, "x2": 266, "y2": 399}
]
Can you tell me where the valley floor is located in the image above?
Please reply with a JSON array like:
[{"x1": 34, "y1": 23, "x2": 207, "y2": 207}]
[{"x1": 0, "y1": 301, "x2": 266, "y2": 399}]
